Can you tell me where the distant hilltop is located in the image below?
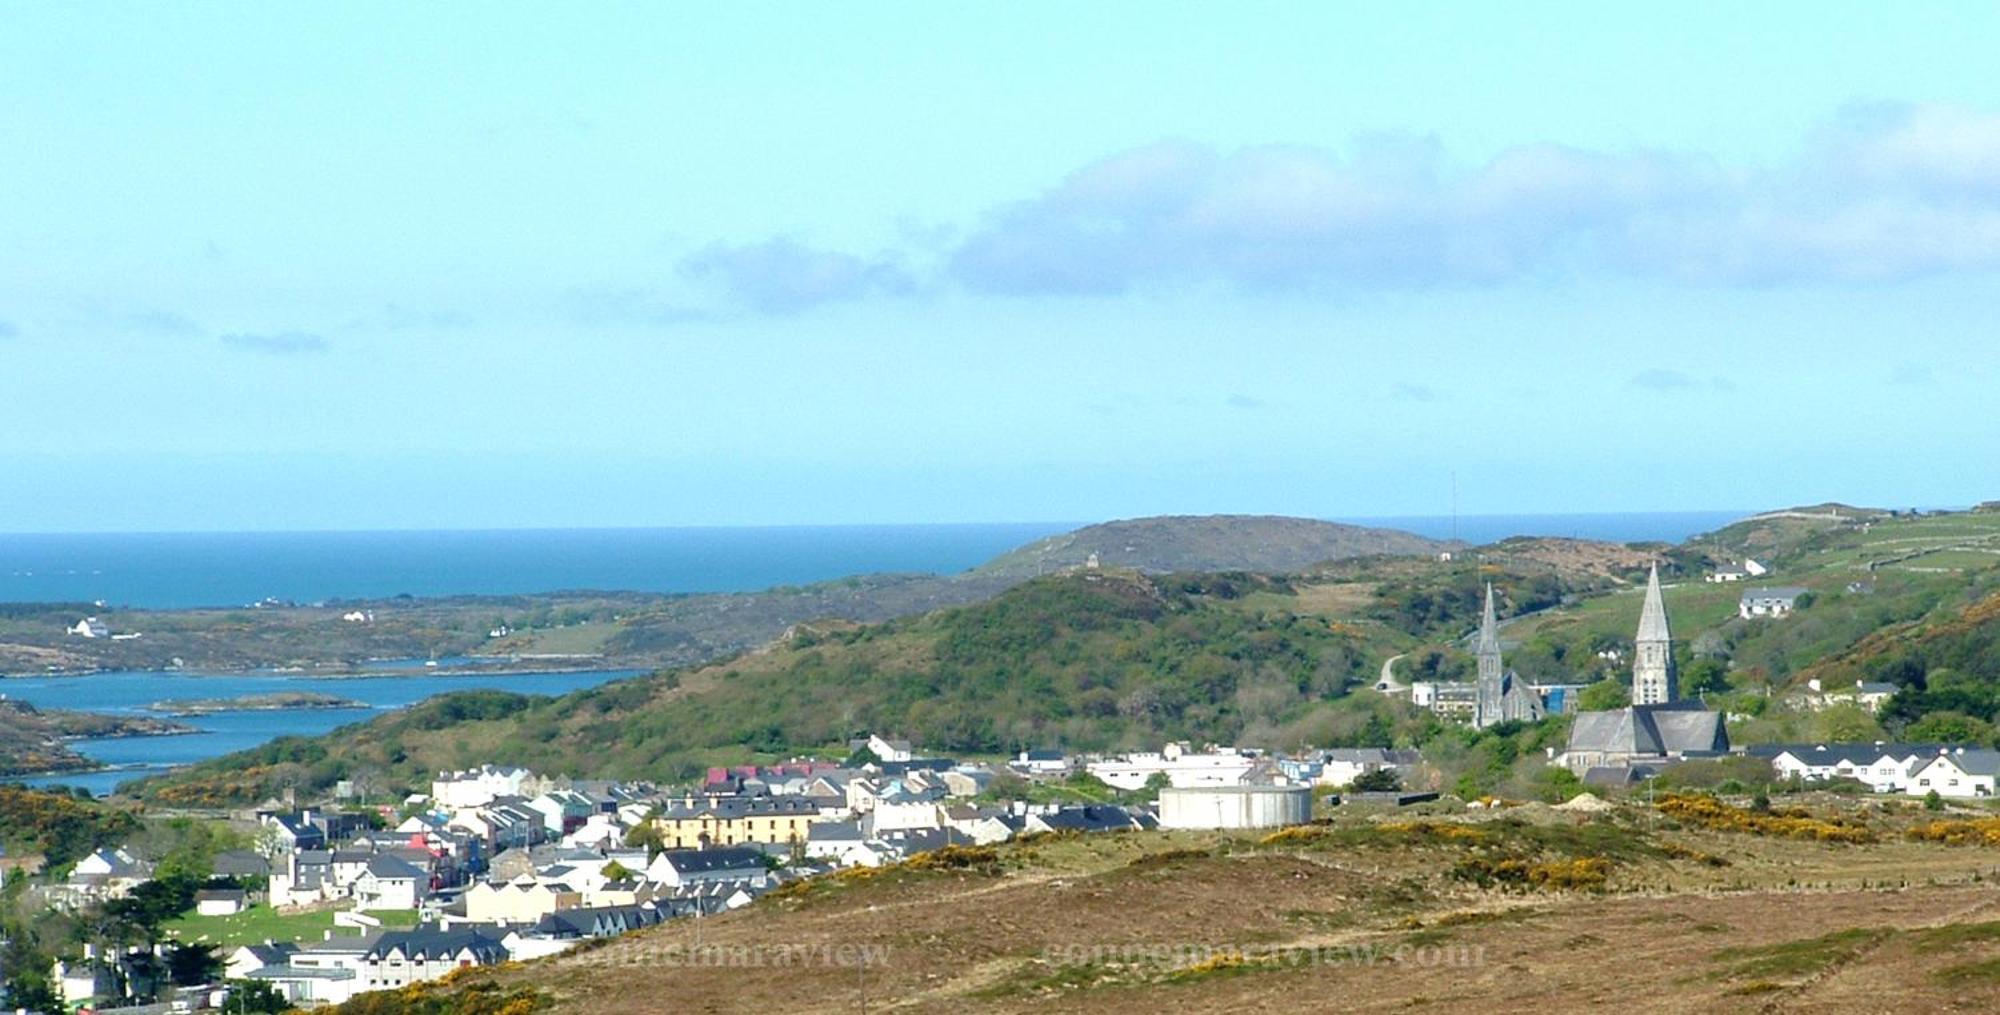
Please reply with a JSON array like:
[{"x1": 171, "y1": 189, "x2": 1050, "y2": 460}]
[{"x1": 972, "y1": 514, "x2": 1455, "y2": 580}]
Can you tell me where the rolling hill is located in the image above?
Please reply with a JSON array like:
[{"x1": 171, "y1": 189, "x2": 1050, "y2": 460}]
[{"x1": 1, "y1": 515, "x2": 1451, "y2": 678}]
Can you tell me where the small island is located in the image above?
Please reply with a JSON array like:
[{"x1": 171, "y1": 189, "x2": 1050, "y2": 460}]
[
  {"x1": 0, "y1": 699, "x2": 197, "y2": 776},
  {"x1": 145, "y1": 690, "x2": 367, "y2": 717}
]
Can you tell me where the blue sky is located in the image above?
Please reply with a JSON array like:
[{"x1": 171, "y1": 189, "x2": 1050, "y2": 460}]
[{"x1": 3, "y1": 3, "x2": 1998, "y2": 531}]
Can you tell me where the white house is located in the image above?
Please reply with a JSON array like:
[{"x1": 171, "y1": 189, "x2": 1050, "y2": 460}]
[
  {"x1": 1740, "y1": 587, "x2": 1809, "y2": 619},
  {"x1": 1087, "y1": 743, "x2": 1260, "y2": 790},
  {"x1": 431, "y1": 765, "x2": 536, "y2": 810},
  {"x1": 68, "y1": 617, "x2": 109, "y2": 638},
  {"x1": 1760, "y1": 743, "x2": 1938, "y2": 794},
  {"x1": 1010, "y1": 749, "x2": 1070, "y2": 776},
  {"x1": 866, "y1": 734, "x2": 915, "y2": 763},
  {"x1": 353, "y1": 855, "x2": 427, "y2": 910},
  {"x1": 67, "y1": 848, "x2": 153, "y2": 900},
  {"x1": 1909, "y1": 749, "x2": 2000, "y2": 799},
  {"x1": 351, "y1": 928, "x2": 508, "y2": 995},
  {"x1": 645, "y1": 846, "x2": 768, "y2": 889},
  {"x1": 1744, "y1": 559, "x2": 1770, "y2": 577}
]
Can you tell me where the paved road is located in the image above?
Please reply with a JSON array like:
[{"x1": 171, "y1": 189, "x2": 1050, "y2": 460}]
[{"x1": 1375, "y1": 653, "x2": 1407, "y2": 693}]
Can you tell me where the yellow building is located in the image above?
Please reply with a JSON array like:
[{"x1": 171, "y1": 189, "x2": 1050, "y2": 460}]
[{"x1": 646, "y1": 796, "x2": 820, "y2": 849}]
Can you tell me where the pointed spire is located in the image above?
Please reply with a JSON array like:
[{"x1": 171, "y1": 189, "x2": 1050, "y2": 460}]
[
  {"x1": 1477, "y1": 583, "x2": 1502, "y2": 655},
  {"x1": 1637, "y1": 563, "x2": 1672, "y2": 643}
]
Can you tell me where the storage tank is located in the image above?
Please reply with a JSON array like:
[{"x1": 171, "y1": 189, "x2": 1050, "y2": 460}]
[{"x1": 1157, "y1": 785, "x2": 1312, "y2": 830}]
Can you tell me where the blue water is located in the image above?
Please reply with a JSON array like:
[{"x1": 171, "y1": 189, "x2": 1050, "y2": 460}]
[
  {"x1": 0, "y1": 524, "x2": 1077, "y2": 609},
  {"x1": 0, "y1": 515, "x2": 1757, "y2": 610},
  {"x1": 5, "y1": 668, "x2": 640, "y2": 796}
]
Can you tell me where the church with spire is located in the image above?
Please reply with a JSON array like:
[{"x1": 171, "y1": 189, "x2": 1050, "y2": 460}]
[
  {"x1": 1473, "y1": 583, "x2": 1546, "y2": 728},
  {"x1": 1631, "y1": 564, "x2": 1677, "y2": 705},
  {"x1": 1556, "y1": 562, "x2": 1729, "y2": 777}
]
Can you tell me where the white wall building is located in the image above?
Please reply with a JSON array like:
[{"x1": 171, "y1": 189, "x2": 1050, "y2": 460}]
[{"x1": 1087, "y1": 743, "x2": 1260, "y2": 790}]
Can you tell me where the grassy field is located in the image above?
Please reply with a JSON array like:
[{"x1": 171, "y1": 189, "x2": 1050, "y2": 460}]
[{"x1": 163, "y1": 905, "x2": 420, "y2": 948}]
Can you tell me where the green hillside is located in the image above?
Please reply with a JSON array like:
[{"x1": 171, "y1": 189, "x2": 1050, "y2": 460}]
[{"x1": 128, "y1": 506, "x2": 2000, "y2": 806}]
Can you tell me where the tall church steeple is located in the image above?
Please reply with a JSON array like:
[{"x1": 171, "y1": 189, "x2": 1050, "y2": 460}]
[
  {"x1": 1473, "y1": 583, "x2": 1505, "y2": 727},
  {"x1": 1632, "y1": 564, "x2": 1678, "y2": 704}
]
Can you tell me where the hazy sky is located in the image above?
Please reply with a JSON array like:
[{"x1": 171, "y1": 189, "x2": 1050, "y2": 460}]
[{"x1": 4, "y1": 3, "x2": 1999, "y2": 531}]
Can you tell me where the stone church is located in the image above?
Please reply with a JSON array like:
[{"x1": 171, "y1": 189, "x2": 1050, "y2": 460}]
[
  {"x1": 1557, "y1": 564, "x2": 1728, "y2": 775},
  {"x1": 1472, "y1": 583, "x2": 1546, "y2": 728}
]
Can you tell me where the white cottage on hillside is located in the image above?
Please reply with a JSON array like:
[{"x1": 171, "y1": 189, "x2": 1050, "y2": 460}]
[{"x1": 1909, "y1": 749, "x2": 2000, "y2": 799}]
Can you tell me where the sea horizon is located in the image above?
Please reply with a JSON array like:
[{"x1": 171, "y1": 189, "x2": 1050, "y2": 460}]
[{"x1": 0, "y1": 510, "x2": 1767, "y2": 610}]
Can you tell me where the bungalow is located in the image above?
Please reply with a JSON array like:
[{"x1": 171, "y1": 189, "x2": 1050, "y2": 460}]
[
  {"x1": 1025, "y1": 805, "x2": 1154, "y2": 835},
  {"x1": 68, "y1": 617, "x2": 108, "y2": 638},
  {"x1": 1749, "y1": 743, "x2": 1942, "y2": 794},
  {"x1": 1909, "y1": 749, "x2": 2000, "y2": 799},
  {"x1": 1740, "y1": 586, "x2": 1809, "y2": 619},
  {"x1": 1010, "y1": 749, "x2": 1070, "y2": 776}
]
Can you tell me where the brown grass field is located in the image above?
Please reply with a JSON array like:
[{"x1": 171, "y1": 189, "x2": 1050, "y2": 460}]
[{"x1": 439, "y1": 795, "x2": 2000, "y2": 1014}]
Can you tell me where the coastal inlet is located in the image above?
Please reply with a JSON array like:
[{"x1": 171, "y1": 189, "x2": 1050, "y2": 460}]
[{"x1": 4, "y1": 666, "x2": 641, "y2": 796}]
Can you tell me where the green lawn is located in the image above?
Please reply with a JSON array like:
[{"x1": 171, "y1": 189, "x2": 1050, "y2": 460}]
[{"x1": 163, "y1": 905, "x2": 419, "y2": 948}]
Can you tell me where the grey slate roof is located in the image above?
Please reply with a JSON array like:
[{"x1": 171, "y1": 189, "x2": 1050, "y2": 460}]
[
  {"x1": 1742, "y1": 586, "x2": 1809, "y2": 603},
  {"x1": 1922, "y1": 749, "x2": 2000, "y2": 778},
  {"x1": 655, "y1": 846, "x2": 767, "y2": 874},
  {"x1": 363, "y1": 855, "x2": 425, "y2": 880},
  {"x1": 1567, "y1": 702, "x2": 1728, "y2": 756}
]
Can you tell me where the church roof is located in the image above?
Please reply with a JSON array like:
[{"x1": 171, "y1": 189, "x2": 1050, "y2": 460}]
[
  {"x1": 1637, "y1": 564, "x2": 1673, "y2": 643},
  {"x1": 1567, "y1": 702, "x2": 1727, "y2": 756}
]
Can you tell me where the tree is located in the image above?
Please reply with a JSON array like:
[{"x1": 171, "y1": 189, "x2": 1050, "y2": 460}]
[
  {"x1": 1682, "y1": 658, "x2": 1731, "y2": 697},
  {"x1": 601, "y1": 860, "x2": 635, "y2": 882},
  {"x1": 1348, "y1": 768, "x2": 1402, "y2": 792},
  {"x1": 165, "y1": 942, "x2": 221, "y2": 987},
  {"x1": 1925, "y1": 789, "x2": 1946, "y2": 812},
  {"x1": 1907, "y1": 710, "x2": 1993, "y2": 745},
  {"x1": 844, "y1": 745, "x2": 881, "y2": 768},
  {"x1": 224, "y1": 978, "x2": 290, "y2": 1014},
  {"x1": 1576, "y1": 678, "x2": 1630, "y2": 712}
]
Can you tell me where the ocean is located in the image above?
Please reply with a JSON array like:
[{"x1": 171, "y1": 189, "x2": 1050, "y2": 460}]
[{"x1": 0, "y1": 513, "x2": 1748, "y2": 609}]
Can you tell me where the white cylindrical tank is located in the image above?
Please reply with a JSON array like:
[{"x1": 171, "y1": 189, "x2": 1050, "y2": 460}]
[{"x1": 1157, "y1": 785, "x2": 1312, "y2": 830}]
